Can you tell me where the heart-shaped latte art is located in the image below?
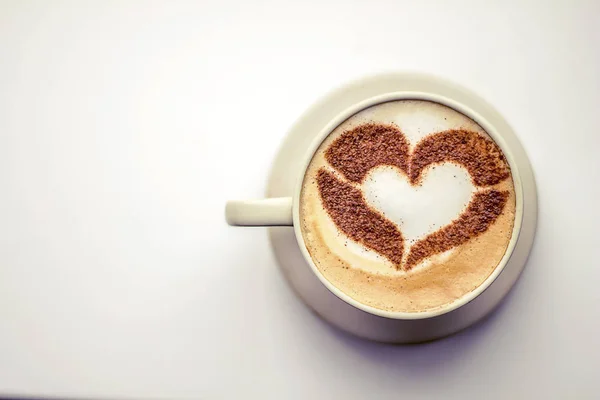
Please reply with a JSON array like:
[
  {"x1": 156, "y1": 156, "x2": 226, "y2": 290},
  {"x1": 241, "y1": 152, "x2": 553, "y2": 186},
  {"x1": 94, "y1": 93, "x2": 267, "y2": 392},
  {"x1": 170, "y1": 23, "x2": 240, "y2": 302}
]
[{"x1": 317, "y1": 123, "x2": 510, "y2": 270}]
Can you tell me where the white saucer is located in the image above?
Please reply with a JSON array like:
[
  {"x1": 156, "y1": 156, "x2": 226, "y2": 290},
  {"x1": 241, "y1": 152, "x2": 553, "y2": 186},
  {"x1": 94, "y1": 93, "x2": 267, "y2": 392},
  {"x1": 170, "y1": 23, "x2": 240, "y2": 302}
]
[{"x1": 266, "y1": 72, "x2": 538, "y2": 343}]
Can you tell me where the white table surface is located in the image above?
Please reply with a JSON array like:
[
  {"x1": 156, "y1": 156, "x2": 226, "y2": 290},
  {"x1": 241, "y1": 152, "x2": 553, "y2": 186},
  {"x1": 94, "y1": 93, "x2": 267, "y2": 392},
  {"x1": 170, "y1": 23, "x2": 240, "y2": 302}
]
[{"x1": 1, "y1": 1, "x2": 599, "y2": 399}]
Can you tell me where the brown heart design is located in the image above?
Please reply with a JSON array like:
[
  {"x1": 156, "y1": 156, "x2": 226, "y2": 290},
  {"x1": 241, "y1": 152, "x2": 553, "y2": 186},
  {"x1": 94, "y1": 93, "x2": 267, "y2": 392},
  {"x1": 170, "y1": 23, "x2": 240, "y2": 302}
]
[{"x1": 317, "y1": 123, "x2": 511, "y2": 270}]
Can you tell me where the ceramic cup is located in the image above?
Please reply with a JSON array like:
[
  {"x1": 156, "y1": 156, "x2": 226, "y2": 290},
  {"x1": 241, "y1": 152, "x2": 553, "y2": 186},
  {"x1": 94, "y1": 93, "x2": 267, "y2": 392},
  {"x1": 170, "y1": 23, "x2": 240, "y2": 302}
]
[{"x1": 226, "y1": 91, "x2": 524, "y2": 323}]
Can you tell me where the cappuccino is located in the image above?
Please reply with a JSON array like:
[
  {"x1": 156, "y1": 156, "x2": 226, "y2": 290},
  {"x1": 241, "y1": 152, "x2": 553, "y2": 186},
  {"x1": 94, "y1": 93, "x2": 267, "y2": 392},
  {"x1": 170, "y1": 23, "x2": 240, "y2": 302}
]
[{"x1": 299, "y1": 100, "x2": 516, "y2": 313}]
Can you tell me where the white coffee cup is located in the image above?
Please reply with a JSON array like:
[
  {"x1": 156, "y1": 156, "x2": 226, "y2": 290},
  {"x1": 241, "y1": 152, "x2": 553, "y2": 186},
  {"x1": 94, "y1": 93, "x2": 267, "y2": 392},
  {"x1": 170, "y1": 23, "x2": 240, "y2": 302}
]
[{"x1": 226, "y1": 91, "x2": 525, "y2": 325}]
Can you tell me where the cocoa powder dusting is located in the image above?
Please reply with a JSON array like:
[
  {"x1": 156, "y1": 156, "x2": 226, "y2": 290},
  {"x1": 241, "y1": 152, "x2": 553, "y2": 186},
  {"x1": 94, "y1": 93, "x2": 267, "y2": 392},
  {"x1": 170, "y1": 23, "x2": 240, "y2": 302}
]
[
  {"x1": 316, "y1": 123, "x2": 513, "y2": 270},
  {"x1": 325, "y1": 123, "x2": 409, "y2": 183},
  {"x1": 317, "y1": 169, "x2": 405, "y2": 267},
  {"x1": 405, "y1": 190, "x2": 509, "y2": 268},
  {"x1": 410, "y1": 130, "x2": 509, "y2": 187}
]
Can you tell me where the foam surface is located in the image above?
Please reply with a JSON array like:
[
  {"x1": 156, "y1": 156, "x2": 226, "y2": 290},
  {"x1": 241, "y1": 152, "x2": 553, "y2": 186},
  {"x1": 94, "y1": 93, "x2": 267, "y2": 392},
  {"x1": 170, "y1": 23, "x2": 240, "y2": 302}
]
[{"x1": 300, "y1": 100, "x2": 516, "y2": 312}]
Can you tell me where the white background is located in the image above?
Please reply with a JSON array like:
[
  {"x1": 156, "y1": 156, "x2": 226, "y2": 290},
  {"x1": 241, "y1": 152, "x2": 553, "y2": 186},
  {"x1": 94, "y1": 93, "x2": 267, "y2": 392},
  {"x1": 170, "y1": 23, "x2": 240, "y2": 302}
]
[{"x1": 1, "y1": 0, "x2": 599, "y2": 399}]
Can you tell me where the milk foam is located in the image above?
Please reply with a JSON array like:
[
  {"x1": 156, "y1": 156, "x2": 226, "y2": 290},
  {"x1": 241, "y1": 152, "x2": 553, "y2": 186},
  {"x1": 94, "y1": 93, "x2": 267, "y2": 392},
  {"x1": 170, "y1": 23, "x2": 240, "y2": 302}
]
[
  {"x1": 358, "y1": 100, "x2": 482, "y2": 147},
  {"x1": 362, "y1": 164, "x2": 475, "y2": 245},
  {"x1": 299, "y1": 100, "x2": 516, "y2": 312}
]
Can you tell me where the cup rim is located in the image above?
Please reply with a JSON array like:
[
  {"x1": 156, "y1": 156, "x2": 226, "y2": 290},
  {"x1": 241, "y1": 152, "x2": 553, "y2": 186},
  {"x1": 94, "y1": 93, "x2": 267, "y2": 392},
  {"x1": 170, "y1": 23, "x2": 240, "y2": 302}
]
[{"x1": 291, "y1": 91, "x2": 524, "y2": 320}]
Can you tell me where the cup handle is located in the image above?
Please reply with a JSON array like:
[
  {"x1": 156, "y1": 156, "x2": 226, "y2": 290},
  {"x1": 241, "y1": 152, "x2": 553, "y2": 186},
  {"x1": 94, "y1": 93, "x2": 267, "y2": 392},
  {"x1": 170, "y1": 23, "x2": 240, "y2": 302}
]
[{"x1": 225, "y1": 197, "x2": 293, "y2": 226}]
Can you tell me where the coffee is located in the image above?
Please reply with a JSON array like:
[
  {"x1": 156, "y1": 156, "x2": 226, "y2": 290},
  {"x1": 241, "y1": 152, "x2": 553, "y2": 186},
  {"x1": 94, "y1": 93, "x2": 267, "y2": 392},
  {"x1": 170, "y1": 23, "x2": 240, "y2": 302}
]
[{"x1": 299, "y1": 100, "x2": 516, "y2": 313}]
